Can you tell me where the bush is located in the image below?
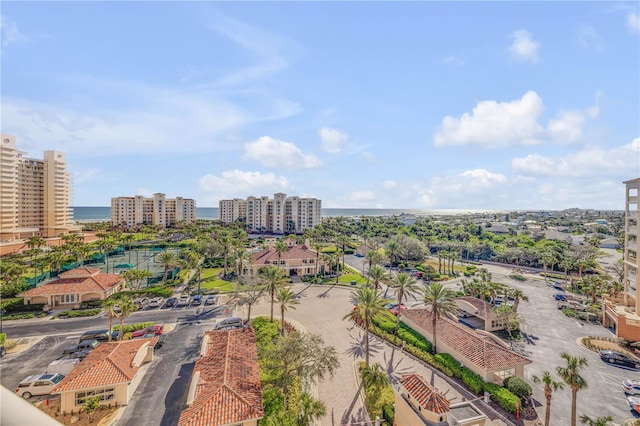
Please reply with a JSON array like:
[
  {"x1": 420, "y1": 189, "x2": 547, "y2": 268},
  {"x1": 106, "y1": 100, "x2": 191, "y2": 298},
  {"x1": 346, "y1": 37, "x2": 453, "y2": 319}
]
[
  {"x1": 0, "y1": 333, "x2": 6, "y2": 345},
  {"x1": 55, "y1": 309, "x2": 101, "y2": 318},
  {"x1": 1, "y1": 312, "x2": 45, "y2": 320},
  {"x1": 382, "y1": 404, "x2": 394, "y2": 425},
  {"x1": 503, "y1": 376, "x2": 532, "y2": 400},
  {"x1": 484, "y1": 382, "x2": 520, "y2": 413},
  {"x1": 113, "y1": 322, "x2": 154, "y2": 333},
  {"x1": 0, "y1": 298, "x2": 45, "y2": 313}
]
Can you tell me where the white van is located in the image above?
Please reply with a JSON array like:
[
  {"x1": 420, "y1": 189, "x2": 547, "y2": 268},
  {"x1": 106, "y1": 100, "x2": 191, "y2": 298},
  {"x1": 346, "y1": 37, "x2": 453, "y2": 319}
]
[
  {"x1": 16, "y1": 373, "x2": 65, "y2": 399},
  {"x1": 47, "y1": 358, "x2": 80, "y2": 375}
]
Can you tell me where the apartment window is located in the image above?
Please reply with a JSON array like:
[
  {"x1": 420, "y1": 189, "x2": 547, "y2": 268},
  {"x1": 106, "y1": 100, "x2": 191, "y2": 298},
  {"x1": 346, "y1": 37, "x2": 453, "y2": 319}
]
[{"x1": 75, "y1": 387, "x2": 115, "y2": 405}]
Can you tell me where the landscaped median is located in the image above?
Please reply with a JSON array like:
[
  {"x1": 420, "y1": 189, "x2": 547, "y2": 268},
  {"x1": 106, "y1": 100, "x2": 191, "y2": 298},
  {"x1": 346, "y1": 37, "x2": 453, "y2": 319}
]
[{"x1": 363, "y1": 310, "x2": 522, "y2": 416}]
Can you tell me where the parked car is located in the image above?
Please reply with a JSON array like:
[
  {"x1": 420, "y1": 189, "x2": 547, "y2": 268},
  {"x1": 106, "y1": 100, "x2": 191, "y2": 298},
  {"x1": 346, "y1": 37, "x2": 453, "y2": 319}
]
[
  {"x1": 600, "y1": 350, "x2": 640, "y2": 369},
  {"x1": 154, "y1": 335, "x2": 167, "y2": 350},
  {"x1": 554, "y1": 293, "x2": 567, "y2": 302},
  {"x1": 148, "y1": 297, "x2": 164, "y2": 309},
  {"x1": 165, "y1": 297, "x2": 178, "y2": 308},
  {"x1": 204, "y1": 295, "x2": 218, "y2": 305},
  {"x1": 16, "y1": 373, "x2": 65, "y2": 399},
  {"x1": 214, "y1": 317, "x2": 244, "y2": 330},
  {"x1": 623, "y1": 379, "x2": 640, "y2": 395},
  {"x1": 0, "y1": 345, "x2": 6, "y2": 358},
  {"x1": 133, "y1": 297, "x2": 149, "y2": 309},
  {"x1": 191, "y1": 295, "x2": 203, "y2": 306},
  {"x1": 132, "y1": 325, "x2": 164, "y2": 338},
  {"x1": 63, "y1": 339, "x2": 100, "y2": 355},
  {"x1": 79, "y1": 329, "x2": 119, "y2": 343},
  {"x1": 385, "y1": 303, "x2": 405, "y2": 316},
  {"x1": 177, "y1": 295, "x2": 191, "y2": 307},
  {"x1": 552, "y1": 282, "x2": 565, "y2": 291},
  {"x1": 628, "y1": 396, "x2": 640, "y2": 414},
  {"x1": 59, "y1": 350, "x2": 92, "y2": 361},
  {"x1": 47, "y1": 358, "x2": 80, "y2": 375}
]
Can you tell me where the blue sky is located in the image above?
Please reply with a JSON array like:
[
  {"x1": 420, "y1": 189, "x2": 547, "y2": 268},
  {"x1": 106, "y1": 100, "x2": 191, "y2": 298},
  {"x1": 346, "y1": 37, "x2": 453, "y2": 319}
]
[{"x1": 2, "y1": 2, "x2": 639, "y2": 209}]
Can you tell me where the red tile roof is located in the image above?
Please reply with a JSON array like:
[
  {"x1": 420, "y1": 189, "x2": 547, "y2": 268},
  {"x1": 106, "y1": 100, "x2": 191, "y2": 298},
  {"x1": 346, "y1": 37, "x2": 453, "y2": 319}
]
[
  {"x1": 402, "y1": 309, "x2": 531, "y2": 371},
  {"x1": 178, "y1": 328, "x2": 263, "y2": 426},
  {"x1": 251, "y1": 245, "x2": 318, "y2": 265},
  {"x1": 399, "y1": 374, "x2": 450, "y2": 414},
  {"x1": 19, "y1": 269, "x2": 122, "y2": 297},
  {"x1": 52, "y1": 338, "x2": 156, "y2": 393},
  {"x1": 455, "y1": 296, "x2": 497, "y2": 319}
]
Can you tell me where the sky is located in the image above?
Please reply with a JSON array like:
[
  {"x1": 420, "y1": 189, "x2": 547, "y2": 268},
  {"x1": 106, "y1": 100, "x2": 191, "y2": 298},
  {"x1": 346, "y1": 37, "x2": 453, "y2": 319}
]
[{"x1": 1, "y1": 1, "x2": 639, "y2": 210}]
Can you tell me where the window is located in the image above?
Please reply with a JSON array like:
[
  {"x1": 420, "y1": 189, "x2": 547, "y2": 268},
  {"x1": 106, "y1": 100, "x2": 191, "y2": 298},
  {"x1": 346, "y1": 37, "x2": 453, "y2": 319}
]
[
  {"x1": 495, "y1": 368, "x2": 515, "y2": 380},
  {"x1": 61, "y1": 294, "x2": 77, "y2": 304},
  {"x1": 76, "y1": 388, "x2": 115, "y2": 406},
  {"x1": 280, "y1": 260, "x2": 285, "y2": 265}
]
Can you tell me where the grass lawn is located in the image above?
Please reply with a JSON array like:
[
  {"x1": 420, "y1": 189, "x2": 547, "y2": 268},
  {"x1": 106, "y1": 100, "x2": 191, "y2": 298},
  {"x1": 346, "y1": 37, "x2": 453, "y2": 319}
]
[
  {"x1": 338, "y1": 271, "x2": 367, "y2": 285},
  {"x1": 197, "y1": 268, "x2": 236, "y2": 292}
]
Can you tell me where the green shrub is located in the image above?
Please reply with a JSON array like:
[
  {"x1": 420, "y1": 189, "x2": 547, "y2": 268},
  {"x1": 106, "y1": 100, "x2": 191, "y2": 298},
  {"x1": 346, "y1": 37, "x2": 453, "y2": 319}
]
[
  {"x1": 503, "y1": 376, "x2": 532, "y2": 400},
  {"x1": 113, "y1": 322, "x2": 154, "y2": 333},
  {"x1": 55, "y1": 309, "x2": 101, "y2": 318},
  {"x1": 0, "y1": 298, "x2": 45, "y2": 313},
  {"x1": 2, "y1": 312, "x2": 46, "y2": 320},
  {"x1": 0, "y1": 333, "x2": 6, "y2": 345},
  {"x1": 382, "y1": 404, "x2": 394, "y2": 425},
  {"x1": 484, "y1": 382, "x2": 520, "y2": 413}
]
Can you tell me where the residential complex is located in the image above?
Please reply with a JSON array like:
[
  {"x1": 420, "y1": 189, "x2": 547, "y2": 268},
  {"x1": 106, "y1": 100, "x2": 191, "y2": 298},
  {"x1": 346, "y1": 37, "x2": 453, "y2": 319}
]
[
  {"x1": 219, "y1": 192, "x2": 321, "y2": 234},
  {"x1": 602, "y1": 177, "x2": 640, "y2": 340},
  {"x1": 111, "y1": 193, "x2": 196, "y2": 229},
  {"x1": 0, "y1": 134, "x2": 76, "y2": 241}
]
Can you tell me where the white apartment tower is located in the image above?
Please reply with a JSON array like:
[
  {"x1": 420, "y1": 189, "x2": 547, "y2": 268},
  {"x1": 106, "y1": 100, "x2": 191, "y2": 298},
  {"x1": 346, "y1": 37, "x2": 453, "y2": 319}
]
[
  {"x1": 219, "y1": 193, "x2": 321, "y2": 234},
  {"x1": 111, "y1": 193, "x2": 196, "y2": 229},
  {"x1": 0, "y1": 135, "x2": 74, "y2": 241},
  {"x1": 623, "y1": 178, "x2": 639, "y2": 315}
]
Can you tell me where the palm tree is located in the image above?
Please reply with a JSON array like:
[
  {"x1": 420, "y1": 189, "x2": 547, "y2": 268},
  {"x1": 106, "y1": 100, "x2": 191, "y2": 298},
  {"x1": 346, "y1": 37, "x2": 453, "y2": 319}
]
[
  {"x1": 385, "y1": 240, "x2": 400, "y2": 271},
  {"x1": 157, "y1": 251, "x2": 179, "y2": 283},
  {"x1": 275, "y1": 287, "x2": 299, "y2": 335},
  {"x1": 274, "y1": 240, "x2": 288, "y2": 271},
  {"x1": 115, "y1": 295, "x2": 136, "y2": 341},
  {"x1": 361, "y1": 362, "x2": 389, "y2": 399},
  {"x1": 556, "y1": 352, "x2": 589, "y2": 426},
  {"x1": 365, "y1": 249, "x2": 383, "y2": 285},
  {"x1": 508, "y1": 288, "x2": 529, "y2": 313},
  {"x1": 312, "y1": 241, "x2": 323, "y2": 276},
  {"x1": 579, "y1": 414, "x2": 613, "y2": 426},
  {"x1": 368, "y1": 265, "x2": 387, "y2": 291},
  {"x1": 336, "y1": 234, "x2": 351, "y2": 274},
  {"x1": 421, "y1": 282, "x2": 457, "y2": 354},
  {"x1": 297, "y1": 392, "x2": 326, "y2": 426},
  {"x1": 233, "y1": 248, "x2": 252, "y2": 277},
  {"x1": 102, "y1": 298, "x2": 120, "y2": 342},
  {"x1": 532, "y1": 371, "x2": 564, "y2": 426},
  {"x1": 259, "y1": 266, "x2": 288, "y2": 322},
  {"x1": 342, "y1": 286, "x2": 387, "y2": 368},
  {"x1": 392, "y1": 272, "x2": 421, "y2": 334}
]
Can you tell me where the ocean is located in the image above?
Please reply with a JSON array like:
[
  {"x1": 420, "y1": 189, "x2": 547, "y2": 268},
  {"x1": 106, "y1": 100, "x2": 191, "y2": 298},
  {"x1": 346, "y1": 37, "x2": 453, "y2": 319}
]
[{"x1": 73, "y1": 206, "x2": 500, "y2": 222}]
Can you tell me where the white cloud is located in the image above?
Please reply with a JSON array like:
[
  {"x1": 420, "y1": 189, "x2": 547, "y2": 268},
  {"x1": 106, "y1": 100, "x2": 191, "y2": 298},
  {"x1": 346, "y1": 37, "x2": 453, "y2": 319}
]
[
  {"x1": 460, "y1": 169, "x2": 508, "y2": 186},
  {"x1": 434, "y1": 91, "x2": 599, "y2": 148},
  {"x1": 443, "y1": 55, "x2": 464, "y2": 66},
  {"x1": 382, "y1": 180, "x2": 396, "y2": 189},
  {"x1": 0, "y1": 15, "x2": 29, "y2": 47},
  {"x1": 244, "y1": 136, "x2": 322, "y2": 169},
  {"x1": 628, "y1": 12, "x2": 640, "y2": 34},
  {"x1": 434, "y1": 91, "x2": 545, "y2": 147},
  {"x1": 199, "y1": 169, "x2": 292, "y2": 203},
  {"x1": 508, "y1": 30, "x2": 540, "y2": 63},
  {"x1": 512, "y1": 138, "x2": 640, "y2": 177},
  {"x1": 319, "y1": 127, "x2": 348, "y2": 153},
  {"x1": 350, "y1": 191, "x2": 376, "y2": 202},
  {"x1": 578, "y1": 24, "x2": 604, "y2": 51}
]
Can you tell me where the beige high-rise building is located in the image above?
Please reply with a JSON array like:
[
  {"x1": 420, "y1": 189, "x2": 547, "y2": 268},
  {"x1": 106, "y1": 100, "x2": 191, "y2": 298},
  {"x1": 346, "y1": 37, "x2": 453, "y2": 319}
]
[
  {"x1": 0, "y1": 135, "x2": 75, "y2": 241},
  {"x1": 111, "y1": 193, "x2": 196, "y2": 229},
  {"x1": 219, "y1": 193, "x2": 321, "y2": 234},
  {"x1": 602, "y1": 178, "x2": 640, "y2": 342}
]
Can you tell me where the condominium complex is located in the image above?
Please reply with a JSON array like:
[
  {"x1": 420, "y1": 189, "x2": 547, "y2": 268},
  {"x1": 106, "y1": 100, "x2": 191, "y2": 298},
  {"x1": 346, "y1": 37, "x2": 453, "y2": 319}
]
[
  {"x1": 219, "y1": 192, "x2": 321, "y2": 234},
  {"x1": 111, "y1": 193, "x2": 196, "y2": 229},
  {"x1": 0, "y1": 134, "x2": 76, "y2": 241},
  {"x1": 602, "y1": 178, "x2": 640, "y2": 341}
]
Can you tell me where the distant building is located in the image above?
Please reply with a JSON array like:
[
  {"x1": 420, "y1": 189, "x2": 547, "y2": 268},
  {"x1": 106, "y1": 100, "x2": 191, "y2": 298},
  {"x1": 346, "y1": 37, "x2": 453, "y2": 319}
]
[
  {"x1": 219, "y1": 193, "x2": 321, "y2": 234},
  {"x1": 111, "y1": 193, "x2": 196, "y2": 229},
  {"x1": 247, "y1": 243, "x2": 327, "y2": 277},
  {"x1": 602, "y1": 178, "x2": 640, "y2": 341},
  {"x1": 0, "y1": 135, "x2": 78, "y2": 241}
]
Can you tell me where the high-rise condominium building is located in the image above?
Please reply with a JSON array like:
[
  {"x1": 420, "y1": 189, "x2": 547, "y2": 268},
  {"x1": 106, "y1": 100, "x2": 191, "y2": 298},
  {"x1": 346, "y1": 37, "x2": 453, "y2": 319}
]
[
  {"x1": 219, "y1": 192, "x2": 321, "y2": 234},
  {"x1": 0, "y1": 135, "x2": 76, "y2": 241},
  {"x1": 602, "y1": 178, "x2": 639, "y2": 341},
  {"x1": 111, "y1": 193, "x2": 196, "y2": 229}
]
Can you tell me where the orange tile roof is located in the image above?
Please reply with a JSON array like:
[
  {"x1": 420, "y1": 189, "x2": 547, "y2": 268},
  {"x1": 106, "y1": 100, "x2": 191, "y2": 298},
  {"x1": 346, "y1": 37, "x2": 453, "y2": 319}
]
[
  {"x1": 58, "y1": 268, "x2": 101, "y2": 278},
  {"x1": 402, "y1": 309, "x2": 531, "y2": 371},
  {"x1": 178, "y1": 328, "x2": 263, "y2": 426},
  {"x1": 399, "y1": 374, "x2": 450, "y2": 414},
  {"x1": 251, "y1": 245, "x2": 319, "y2": 265},
  {"x1": 52, "y1": 338, "x2": 157, "y2": 393},
  {"x1": 19, "y1": 270, "x2": 122, "y2": 297},
  {"x1": 455, "y1": 296, "x2": 497, "y2": 319}
]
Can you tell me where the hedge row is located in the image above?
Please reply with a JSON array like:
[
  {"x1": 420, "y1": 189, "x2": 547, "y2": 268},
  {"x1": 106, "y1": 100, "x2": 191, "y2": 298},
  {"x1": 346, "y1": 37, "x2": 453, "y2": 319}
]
[
  {"x1": 0, "y1": 298, "x2": 46, "y2": 313},
  {"x1": 113, "y1": 322, "x2": 155, "y2": 333},
  {"x1": 55, "y1": 309, "x2": 101, "y2": 318}
]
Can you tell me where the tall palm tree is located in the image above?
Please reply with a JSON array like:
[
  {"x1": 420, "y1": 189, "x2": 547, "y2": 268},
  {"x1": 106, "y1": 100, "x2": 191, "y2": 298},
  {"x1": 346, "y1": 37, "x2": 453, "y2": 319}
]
[
  {"x1": 392, "y1": 272, "x2": 421, "y2": 334},
  {"x1": 233, "y1": 248, "x2": 252, "y2": 277},
  {"x1": 157, "y1": 251, "x2": 179, "y2": 283},
  {"x1": 421, "y1": 282, "x2": 457, "y2": 354},
  {"x1": 275, "y1": 287, "x2": 299, "y2": 335},
  {"x1": 361, "y1": 362, "x2": 389, "y2": 399},
  {"x1": 336, "y1": 234, "x2": 351, "y2": 274},
  {"x1": 297, "y1": 392, "x2": 326, "y2": 426},
  {"x1": 274, "y1": 240, "x2": 288, "y2": 271},
  {"x1": 532, "y1": 371, "x2": 564, "y2": 426},
  {"x1": 115, "y1": 296, "x2": 136, "y2": 341},
  {"x1": 259, "y1": 266, "x2": 288, "y2": 322},
  {"x1": 365, "y1": 249, "x2": 383, "y2": 285},
  {"x1": 312, "y1": 241, "x2": 323, "y2": 276},
  {"x1": 508, "y1": 288, "x2": 529, "y2": 313},
  {"x1": 217, "y1": 230, "x2": 234, "y2": 276},
  {"x1": 368, "y1": 265, "x2": 387, "y2": 291},
  {"x1": 342, "y1": 286, "x2": 387, "y2": 368},
  {"x1": 385, "y1": 240, "x2": 400, "y2": 272},
  {"x1": 556, "y1": 352, "x2": 589, "y2": 426},
  {"x1": 102, "y1": 298, "x2": 119, "y2": 342}
]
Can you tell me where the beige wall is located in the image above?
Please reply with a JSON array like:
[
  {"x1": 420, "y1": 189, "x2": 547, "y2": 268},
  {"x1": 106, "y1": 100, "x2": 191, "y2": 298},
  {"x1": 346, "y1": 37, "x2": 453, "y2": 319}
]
[{"x1": 59, "y1": 383, "x2": 128, "y2": 414}]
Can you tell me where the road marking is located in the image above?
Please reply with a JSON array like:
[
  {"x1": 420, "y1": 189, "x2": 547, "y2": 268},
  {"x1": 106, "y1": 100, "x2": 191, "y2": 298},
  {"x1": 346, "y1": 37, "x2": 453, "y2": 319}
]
[{"x1": 66, "y1": 335, "x2": 81, "y2": 340}]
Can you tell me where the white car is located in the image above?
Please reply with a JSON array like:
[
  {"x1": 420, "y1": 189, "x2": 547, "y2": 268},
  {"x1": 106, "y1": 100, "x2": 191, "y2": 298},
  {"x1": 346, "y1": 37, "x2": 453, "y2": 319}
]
[
  {"x1": 177, "y1": 295, "x2": 190, "y2": 307},
  {"x1": 148, "y1": 297, "x2": 164, "y2": 308},
  {"x1": 623, "y1": 379, "x2": 640, "y2": 396},
  {"x1": 16, "y1": 373, "x2": 65, "y2": 399},
  {"x1": 628, "y1": 396, "x2": 640, "y2": 413}
]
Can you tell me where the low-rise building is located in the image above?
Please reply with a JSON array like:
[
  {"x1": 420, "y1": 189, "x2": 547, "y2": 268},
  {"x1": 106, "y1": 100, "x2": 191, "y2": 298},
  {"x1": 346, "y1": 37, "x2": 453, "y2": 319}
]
[
  {"x1": 52, "y1": 338, "x2": 157, "y2": 414},
  {"x1": 454, "y1": 297, "x2": 507, "y2": 332},
  {"x1": 246, "y1": 244, "x2": 327, "y2": 277},
  {"x1": 179, "y1": 328, "x2": 263, "y2": 426},
  {"x1": 18, "y1": 268, "x2": 123, "y2": 309}
]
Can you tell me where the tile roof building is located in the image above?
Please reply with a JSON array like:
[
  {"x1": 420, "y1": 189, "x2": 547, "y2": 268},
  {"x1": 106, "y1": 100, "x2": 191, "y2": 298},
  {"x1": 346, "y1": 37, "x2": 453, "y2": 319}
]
[
  {"x1": 52, "y1": 338, "x2": 157, "y2": 413},
  {"x1": 179, "y1": 328, "x2": 263, "y2": 426},
  {"x1": 454, "y1": 296, "x2": 508, "y2": 332},
  {"x1": 401, "y1": 309, "x2": 531, "y2": 383},
  {"x1": 19, "y1": 268, "x2": 123, "y2": 309},
  {"x1": 246, "y1": 244, "x2": 328, "y2": 278}
]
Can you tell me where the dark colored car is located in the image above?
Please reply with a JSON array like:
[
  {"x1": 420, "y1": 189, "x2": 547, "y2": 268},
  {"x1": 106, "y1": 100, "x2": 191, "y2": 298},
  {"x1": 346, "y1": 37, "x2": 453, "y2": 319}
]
[
  {"x1": 165, "y1": 297, "x2": 178, "y2": 308},
  {"x1": 214, "y1": 317, "x2": 244, "y2": 330},
  {"x1": 554, "y1": 293, "x2": 567, "y2": 302},
  {"x1": 59, "y1": 350, "x2": 92, "y2": 361},
  {"x1": 79, "y1": 330, "x2": 119, "y2": 343},
  {"x1": 600, "y1": 350, "x2": 640, "y2": 369},
  {"x1": 192, "y1": 295, "x2": 203, "y2": 306},
  {"x1": 62, "y1": 340, "x2": 100, "y2": 355}
]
